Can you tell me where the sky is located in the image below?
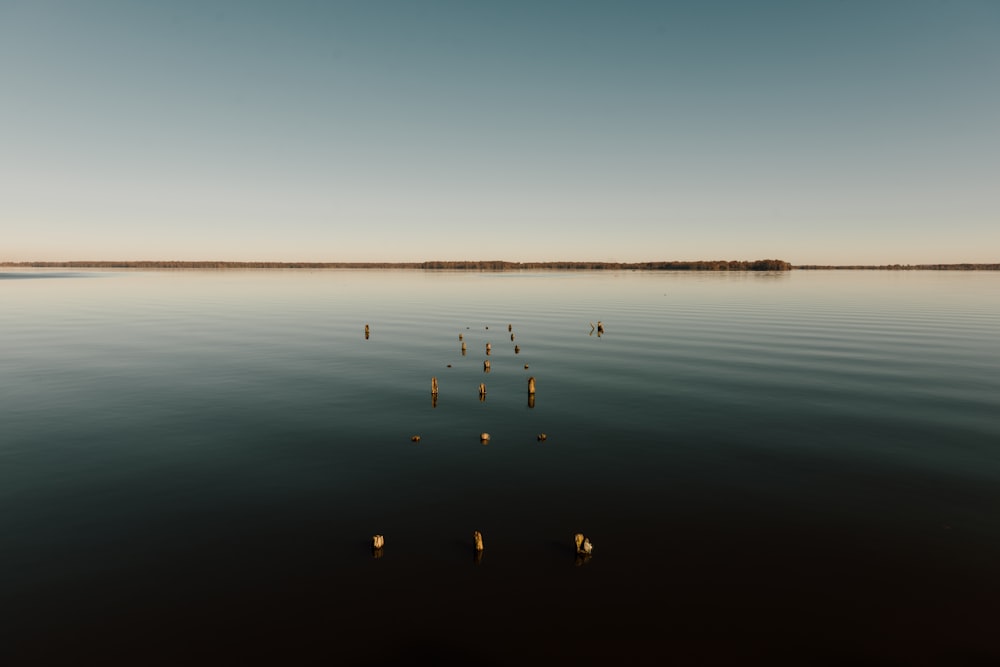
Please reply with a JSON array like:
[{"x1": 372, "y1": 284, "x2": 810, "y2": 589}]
[{"x1": 1, "y1": 0, "x2": 998, "y2": 264}]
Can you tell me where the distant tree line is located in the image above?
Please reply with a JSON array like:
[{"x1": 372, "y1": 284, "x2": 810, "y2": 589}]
[
  {"x1": 7, "y1": 260, "x2": 998, "y2": 270},
  {"x1": 2, "y1": 259, "x2": 794, "y2": 271},
  {"x1": 794, "y1": 264, "x2": 1000, "y2": 270}
]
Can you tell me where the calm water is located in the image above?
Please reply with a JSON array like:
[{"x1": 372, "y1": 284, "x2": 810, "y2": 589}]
[{"x1": 2, "y1": 269, "x2": 999, "y2": 664}]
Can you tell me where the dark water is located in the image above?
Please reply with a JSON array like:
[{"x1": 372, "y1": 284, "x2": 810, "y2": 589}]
[{"x1": 2, "y1": 269, "x2": 999, "y2": 665}]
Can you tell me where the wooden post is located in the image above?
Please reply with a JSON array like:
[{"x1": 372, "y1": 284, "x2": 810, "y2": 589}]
[
  {"x1": 483, "y1": 360, "x2": 491, "y2": 372},
  {"x1": 574, "y1": 533, "x2": 593, "y2": 555},
  {"x1": 510, "y1": 333, "x2": 515, "y2": 341},
  {"x1": 514, "y1": 345, "x2": 520, "y2": 354},
  {"x1": 431, "y1": 377, "x2": 439, "y2": 395},
  {"x1": 459, "y1": 333, "x2": 463, "y2": 341},
  {"x1": 480, "y1": 432, "x2": 490, "y2": 444},
  {"x1": 478, "y1": 382, "x2": 486, "y2": 397},
  {"x1": 364, "y1": 324, "x2": 370, "y2": 339},
  {"x1": 485, "y1": 343, "x2": 491, "y2": 355},
  {"x1": 473, "y1": 530, "x2": 484, "y2": 552},
  {"x1": 528, "y1": 376, "x2": 536, "y2": 394},
  {"x1": 508, "y1": 324, "x2": 512, "y2": 332}
]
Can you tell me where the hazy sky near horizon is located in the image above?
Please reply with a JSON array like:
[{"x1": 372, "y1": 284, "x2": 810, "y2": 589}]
[{"x1": 2, "y1": 1, "x2": 998, "y2": 264}]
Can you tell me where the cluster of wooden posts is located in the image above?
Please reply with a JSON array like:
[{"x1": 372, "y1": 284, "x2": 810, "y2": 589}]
[
  {"x1": 443, "y1": 323, "x2": 533, "y2": 404},
  {"x1": 368, "y1": 532, "x2": 594, "y2": 564},
  {"x1": 363, "y1": 321, "x2": 602, "y2": 427},
  {"x1": 362, "y1": 321, "x2": 601, "y2": 563},
  {"x1": 394, "y1": 321, "x2": 545, "y2": 441}
]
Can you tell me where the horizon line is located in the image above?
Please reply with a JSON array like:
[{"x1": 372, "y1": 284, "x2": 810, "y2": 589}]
[{"x1": 3, "y1": 260, "x2": 999, "y2": 271}]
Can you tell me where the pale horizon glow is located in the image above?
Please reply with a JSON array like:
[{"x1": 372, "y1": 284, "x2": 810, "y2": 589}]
[{"x1": 2, "y1": 1, "x2": 998, "y2": 265}]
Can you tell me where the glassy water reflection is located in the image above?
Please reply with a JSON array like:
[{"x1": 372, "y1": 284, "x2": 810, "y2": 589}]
[{"x1": 2, "y1": 269, "x2": 999, "y2": 664}]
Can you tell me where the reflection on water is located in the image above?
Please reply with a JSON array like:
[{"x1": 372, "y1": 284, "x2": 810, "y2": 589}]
[
  {"x1": 0, "y1": 271, "x2": 100, "y2": 279},
  {"x1": 1, "y1": 268, "x2": 999, "y2": 664}
]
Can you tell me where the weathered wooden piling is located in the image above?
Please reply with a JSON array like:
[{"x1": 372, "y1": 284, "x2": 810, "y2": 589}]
[
  {"x1": 528, "y1": 376, "x2": 536, "y2": 394},
  {"x1": 483, "y1": 360, "x2": 491, "y2": 372},
  {"x1": 508, "y1": 324, "x2": 512, "y2": 332},
  {"x1": 459, "y1": 333, "x2": 463, "y2": 341},
  {"x1": 431, "y1": 377, "x2": 439, "y2": 395},
  {"x1": 473, "y1": 530, "x2": 484, "y2": 552},
  {"x1": 372, "y1": 534, "x2": 385, "y2": 550},
  {"x1": 537, "y1": 433, "x2": 547, "y2": 441},
  {"x1": 485, "y1": 343, "x2": 492, "y2": 355},
  {"x1": 411, "y1": 435, "x2": 421, "y2": 442},
  {"x1": 514, "y1": 345, "x2": 520, "y2": 354},
  {"x1": 510, "y1": 333, "x2": 515, "y2": 341},
  {"x1": 364, "y1": 324, "x2": 370, "y2": 339},
  {"x1": 480, "y1": 432, "x2": 490, "y2": 444},
  {"x1": 478, "y1": 382, "x2": 487, "y2": 397},
  {"x1": 597, "y1": 321, "x2": 604, "y2": 335},
  {"x1": 574, "y1": 533, "x2": 593, "y2": 555}
]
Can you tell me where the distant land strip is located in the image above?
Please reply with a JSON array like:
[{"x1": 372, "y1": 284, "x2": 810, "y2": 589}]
[
  {"x1": 794, "y1": 264, "x2": 1000, "y2": 270},
  {"x1": 3, "y1": 259, "x2": 794, "y2": 270},
  {"x1": 2, "y1": 260, "x2": 998, "y2": 270}
]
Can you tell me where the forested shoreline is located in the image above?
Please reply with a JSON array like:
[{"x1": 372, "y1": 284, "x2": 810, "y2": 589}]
[
  {"x1": 3, "y1": 259, "x2": 793, "y2": 270},
  {"x1": 3, "y1": 260, "x2": 997, "y2": 270}
]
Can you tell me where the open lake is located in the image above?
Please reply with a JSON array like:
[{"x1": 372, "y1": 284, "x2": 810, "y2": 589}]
[{"x1": 2, "y1": 268, "x2": 999, "y2": 664}]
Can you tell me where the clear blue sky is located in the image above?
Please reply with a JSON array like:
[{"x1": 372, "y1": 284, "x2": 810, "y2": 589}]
[{"x1": 2, "y1": 0, "x2": 997, "y2": 264}]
